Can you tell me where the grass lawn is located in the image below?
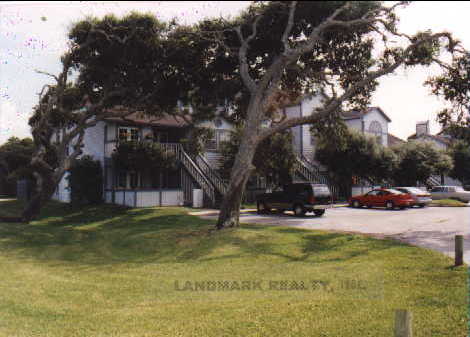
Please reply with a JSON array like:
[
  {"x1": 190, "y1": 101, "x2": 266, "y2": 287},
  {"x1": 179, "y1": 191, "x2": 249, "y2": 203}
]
[
  {"x1": 0, "y1": 200, "x2": 466, "y2": 337},
  {"x1": 431, "y1": 198, "x2": 469, "y2": 207}
]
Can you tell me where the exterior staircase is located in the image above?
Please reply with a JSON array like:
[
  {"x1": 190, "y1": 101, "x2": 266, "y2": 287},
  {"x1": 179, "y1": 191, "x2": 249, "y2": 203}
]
[
  {"x1": 161, "y1": 143, "x2": 228, "y2": 207},
  {"x1": 195, "y1": 154, "x2": 228, "y2": 198},
  {"x1": 426, "y1": 175, "x2": 442, "y2": 188},
  {"x1": 161, "y1": 143, "x2": 217, "y2": 207},
  {"x1": 295, "y1": 155, "x2": 339, "y2": 199},
  {"x1": 195, "y1": 154, "x2": 228, "y2": 207}
]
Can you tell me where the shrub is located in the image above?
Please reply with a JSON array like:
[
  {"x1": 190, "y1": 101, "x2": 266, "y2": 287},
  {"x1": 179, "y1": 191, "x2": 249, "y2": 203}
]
[{"x1": 68, "y1": 155, "x2": 103, "y2": 206}]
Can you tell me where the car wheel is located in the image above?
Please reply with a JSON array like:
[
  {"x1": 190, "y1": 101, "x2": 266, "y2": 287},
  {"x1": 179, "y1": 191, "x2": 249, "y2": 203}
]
[
  {"x1": 293, "y1": 204, "x2": 306, "y2": 217},
  {"x1": 418, "y1": 204, "x2": 425, "y2": 208},
  {"x1": 277, "y1": 209, "x2": 285, "y2": 214},
  {"x1": 313, "y1": 209, "x2": 325, "y2": 217},
  {"x1": 386, "y1": 201, "x2": 394, "y2": 210},
  {"x1": 257, "y1": 202, "x2": 270, "y2": 214},
  {"x1": 366, "y1": 204, "x2": 372, "y2": 208},
  {"x1": 352, "y1": 200, "x2": 361, "y2": 208}
]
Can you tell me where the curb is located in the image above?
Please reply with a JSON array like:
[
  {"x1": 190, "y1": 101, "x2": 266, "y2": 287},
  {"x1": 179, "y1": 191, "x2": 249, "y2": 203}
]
[
  {"x1": 429, "y1": 204, "x2": 470, "y2": 208},
  {"x1": 189, "y1": 204, "x2": 350, "y2": 216}
]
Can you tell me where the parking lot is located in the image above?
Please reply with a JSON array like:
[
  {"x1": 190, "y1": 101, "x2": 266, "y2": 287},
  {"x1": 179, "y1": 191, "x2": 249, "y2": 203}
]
[{"x1": 197, "y1": 206, "x2": 470, "y2": 264}]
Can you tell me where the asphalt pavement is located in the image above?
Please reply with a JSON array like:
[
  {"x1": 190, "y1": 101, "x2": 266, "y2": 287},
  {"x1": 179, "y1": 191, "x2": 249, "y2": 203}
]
[{"x1": 194, "y1": 206, "x2": 470, "y2": 264}]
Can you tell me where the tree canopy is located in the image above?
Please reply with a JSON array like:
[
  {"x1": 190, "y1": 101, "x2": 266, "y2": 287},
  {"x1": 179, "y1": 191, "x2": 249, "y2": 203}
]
[
  {"x1": 0, "y1": 137, "x2": 35, "y2": 182},
  {"x1": 448, "y1": 140, "x2": 470, "y2": 187},
  {"x1": 391, "y1": 141, "x2": 453, "y2": 186},
  {"x1": 315, "y1": 128, "x2": 397, "y2": 196},
  {"x1": 17, "y1": 1, "x2": 470, "y2": 226},
  {"x1": 219, "y1": 127, "x2": 298, "y2": 189}
]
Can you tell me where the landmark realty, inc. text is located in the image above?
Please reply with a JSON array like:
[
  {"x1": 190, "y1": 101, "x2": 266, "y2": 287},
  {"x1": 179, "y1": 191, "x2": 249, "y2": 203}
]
[{"x1": 173, "y1": 279, "x2": 373, "y2": 292}]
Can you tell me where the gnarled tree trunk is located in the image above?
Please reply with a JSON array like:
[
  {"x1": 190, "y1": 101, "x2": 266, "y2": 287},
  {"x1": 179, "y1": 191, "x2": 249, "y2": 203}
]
[
  {"x1": 21, "y1": 171, "x2": 58, "y2": 222},
  {"x1": 216, "y1": 110, "x2": 261, "y2": 229}
]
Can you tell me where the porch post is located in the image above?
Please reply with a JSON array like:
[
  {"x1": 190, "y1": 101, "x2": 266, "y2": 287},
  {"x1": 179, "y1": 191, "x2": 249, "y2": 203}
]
[{"x1": 159, "y1": 171, "x2": 163, "y2": 207}]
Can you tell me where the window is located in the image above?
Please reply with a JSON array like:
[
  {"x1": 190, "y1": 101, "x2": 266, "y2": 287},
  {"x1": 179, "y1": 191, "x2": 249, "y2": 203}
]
[
  {"x1": 312, "y1": 185, "x2": 330, "y2": 197},
  {"x1": 387, "y1": 189, "x2": 403, "y2": 195},
  {"x1": 205, "y1": 129, "x2": 231, "y2": 151},
  {"x1": 205, "y1": 132, "x2": 217, "y2": 151},
  {"x1": 368, "y1": 121, "x2": 383, "y2": 144},
  {"x1": 366, "y1": 190, "x2": 379, "y2": 196},
  {"x1": 118, "y1": 127, "x2": 139, "y2": 142}
]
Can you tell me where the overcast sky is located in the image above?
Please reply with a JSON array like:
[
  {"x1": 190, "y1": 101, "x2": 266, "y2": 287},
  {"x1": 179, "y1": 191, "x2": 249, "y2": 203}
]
[{"x1": 0, "y1": 1, "x2": 469, "y2": 144}]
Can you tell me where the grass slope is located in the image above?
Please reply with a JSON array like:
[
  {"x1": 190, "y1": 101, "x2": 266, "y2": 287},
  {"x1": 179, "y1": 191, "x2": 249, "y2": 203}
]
[
  {"x1": 0, "y1": 200, "x2": 466, "y2": 337},
  {"x1": 431, "y1": 199, "x2": 469, "y2": 207}
]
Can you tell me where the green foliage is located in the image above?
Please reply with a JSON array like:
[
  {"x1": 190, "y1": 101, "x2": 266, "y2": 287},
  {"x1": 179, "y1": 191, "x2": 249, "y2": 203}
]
[
  {"x1": 219, "y1": 127, "x2": 298, "y2": 188},
  {"x1": 112, "y1": 141, "x2": 178, "y2": 172},
  {"x1": 315, "y1": 129, "x2": 397, "y2": 188},
  {"x1": 180, "y1": 127, "x2": 214, "y2": 158},
  {"x1": 68, "y1": 12, "x2": 173, "y2": 112},
  {"x1": 68, "y1": 155, "x2": 103, "y2": 205},
  {"x1": 0, "y1": 137, "x2": 35, "y2": 194},
  {"x1": 173, "y1": 1, "x2": 384, "y2": 119},
  {"x1": 391, "y1": 141, "x2": 453, "y2": 186},
  {"x1": 448, "y1": 140, "x2": 470, "y2": 186},
  {"x1": 404, "y1": 31, "x2": 441, "y2": 66},
  {"x1": 426, "y1": 55, "x2": 470, "y2": 128}
]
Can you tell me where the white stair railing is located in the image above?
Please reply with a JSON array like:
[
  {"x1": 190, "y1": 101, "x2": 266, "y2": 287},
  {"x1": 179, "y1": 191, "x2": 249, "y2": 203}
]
[
  {"x1": 195, "y1": 155, "x2": 228, "y2": 196},
  {"x1": 160, "y1": 143, "x2": 216, "y2": 206}
]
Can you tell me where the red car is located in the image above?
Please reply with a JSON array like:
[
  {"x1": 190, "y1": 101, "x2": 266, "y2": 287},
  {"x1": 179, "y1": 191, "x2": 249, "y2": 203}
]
[{"x1": 349, "y1": 188, "x2": 415, "y2": 210}]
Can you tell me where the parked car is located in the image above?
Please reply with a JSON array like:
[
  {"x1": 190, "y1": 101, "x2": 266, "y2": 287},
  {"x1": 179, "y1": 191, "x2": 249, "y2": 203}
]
[
  {"x1": 393, "y1": 187, "x2": 432, "y2": 207},
  {"x1": 349, "y1": 188, "x2": 415, "y2": 210},
  {"x1": 256, "y1": 183, "x2": 332, "y2": 217},
  {"x1": 429, "y1": 186, "x2": 470, "y2": 203}
]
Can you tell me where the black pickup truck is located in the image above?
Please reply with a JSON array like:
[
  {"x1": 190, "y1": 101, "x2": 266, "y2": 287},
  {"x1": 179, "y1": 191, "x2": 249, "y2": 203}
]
[{"x1": 256, "y1": 183, "x2": 332, "y2": 217}]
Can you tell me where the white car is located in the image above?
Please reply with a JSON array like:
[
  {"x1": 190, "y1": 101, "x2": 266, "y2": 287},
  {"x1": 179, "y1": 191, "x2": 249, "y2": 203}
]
[
  {"x1": 394, "y1": 187, "x2": 432, "y2": 207},
  {"x1": 430, "y1": 186, "x2": 470, "y2": 203}
]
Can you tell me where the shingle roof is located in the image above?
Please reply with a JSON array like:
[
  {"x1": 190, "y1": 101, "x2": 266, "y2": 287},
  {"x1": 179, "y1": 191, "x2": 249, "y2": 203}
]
[
  {"x1": 104, "y1": 109, "x2": 191, "y2": 128},
  {"x1": 341, "y1": 107, "x2": 392, "y2": 122},
  {"x1": 387, "y1": 134, "x2": 406, "y2": 146},
  {"x1": 407, "y1": 133, "x2": 452, "y2": 145}
]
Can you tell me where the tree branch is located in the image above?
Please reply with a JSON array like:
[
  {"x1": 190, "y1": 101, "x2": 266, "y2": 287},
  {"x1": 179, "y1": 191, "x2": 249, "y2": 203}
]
[
  {"x1": 35, "y1": 70, "x2": 59, "y2": 82},
  {"x1": 281, "y1": 1, "x2": 297, "y2": 54},
  {"x1": 259, "y1": 30, "x2": 459, "y2": 141},
  {"x1": 235, "y1": 15, "x2": 263, "y2": 93}
]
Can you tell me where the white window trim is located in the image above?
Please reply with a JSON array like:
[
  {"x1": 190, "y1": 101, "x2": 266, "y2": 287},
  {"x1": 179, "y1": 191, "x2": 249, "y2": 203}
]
[
  {"x1": 118, "y1": 126, "x2": 140, "y2": 142},
  {"x1": 206, "y1": 129, "x2": 230, "y2": 152}
]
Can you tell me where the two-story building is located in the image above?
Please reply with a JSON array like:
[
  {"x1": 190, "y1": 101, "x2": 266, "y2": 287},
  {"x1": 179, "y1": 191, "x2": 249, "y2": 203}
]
[{"x1": 52, "y1": 94, "x2": 399, "y2": 206}]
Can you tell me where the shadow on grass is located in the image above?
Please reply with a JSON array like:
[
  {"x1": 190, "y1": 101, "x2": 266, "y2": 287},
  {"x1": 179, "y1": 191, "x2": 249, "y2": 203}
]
[{"x1": 0, "y1": 200, "x2": 405, "y2": 266}]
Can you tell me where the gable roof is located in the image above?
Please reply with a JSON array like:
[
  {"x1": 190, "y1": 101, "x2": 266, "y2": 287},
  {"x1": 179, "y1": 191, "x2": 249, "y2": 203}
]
[
  {"x1": 387, "y1": 133, "x2": 406, "y2": 146},
  {"x1": 281, "y1": 91, "x2": 328, "y2": 108},
  {"x1": 103, "y1": 107, "x2": 191, "y2": 128},
  {"x1": 341, "y1": 107, "x2": 392, "y2": 123},
  {"x1": 407, "y1": 133, "x2": 452, "y2": 145}
]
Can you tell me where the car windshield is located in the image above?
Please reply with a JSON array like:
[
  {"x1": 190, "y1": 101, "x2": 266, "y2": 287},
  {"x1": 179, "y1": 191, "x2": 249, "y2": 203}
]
[
  {"x1": 386, "y1": 189, "x2": 404, "y2": 195},
  {"x1": 403, "y1": 187, "x2": 426, "y2": 194},
  {"x1": 312, "y1": 185, "x2": 330, "y2": 197}
]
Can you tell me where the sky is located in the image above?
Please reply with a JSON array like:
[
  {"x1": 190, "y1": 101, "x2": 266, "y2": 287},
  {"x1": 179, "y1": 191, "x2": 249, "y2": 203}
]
[{"x1": 0, "y1": 1, "x2": 469, "y2": 144}]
